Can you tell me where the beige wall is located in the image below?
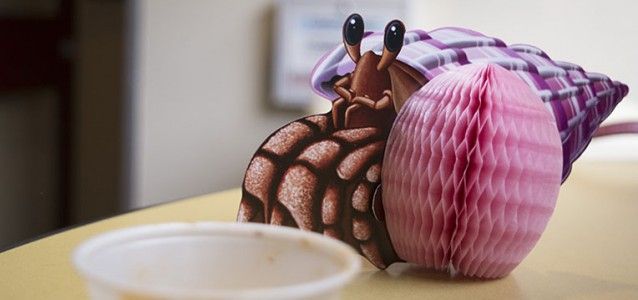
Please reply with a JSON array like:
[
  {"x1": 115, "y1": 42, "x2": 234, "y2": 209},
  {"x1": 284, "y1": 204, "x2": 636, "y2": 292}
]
[
  {"x1": 130, "y1": 0, "x2": 305, "y2": 207},
  {"x1": 407, "y1": 0, "x2": 638, "y2": 160}
]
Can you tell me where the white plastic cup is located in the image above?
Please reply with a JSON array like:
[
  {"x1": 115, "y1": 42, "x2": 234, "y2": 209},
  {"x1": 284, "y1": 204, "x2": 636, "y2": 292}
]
[{"x1": 73, "y1": 222, "x2": 361, "y2": 300}]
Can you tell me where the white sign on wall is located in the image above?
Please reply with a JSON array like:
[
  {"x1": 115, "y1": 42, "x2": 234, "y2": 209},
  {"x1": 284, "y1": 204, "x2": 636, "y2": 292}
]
[{"x1": 271, "y1": 0, "x2": 406, "y2": 109}]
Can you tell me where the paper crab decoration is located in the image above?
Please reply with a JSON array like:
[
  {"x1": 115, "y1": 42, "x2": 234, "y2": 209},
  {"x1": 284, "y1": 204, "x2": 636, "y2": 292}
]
[{"x1": 237, "y1": 14, "x2": 628, "y2": 278}]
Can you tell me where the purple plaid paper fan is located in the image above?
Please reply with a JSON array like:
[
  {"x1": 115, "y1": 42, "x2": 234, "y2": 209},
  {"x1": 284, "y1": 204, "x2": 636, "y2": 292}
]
[{"x1": 310, "y1": 27, "x2": 629, "y2": 181}]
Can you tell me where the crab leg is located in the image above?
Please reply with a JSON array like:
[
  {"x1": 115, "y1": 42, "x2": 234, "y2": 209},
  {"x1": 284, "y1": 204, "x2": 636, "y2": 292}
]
[
  {"x1": 351, "y1": 96, "x2": 376, "y2": 107},
  {"x1": 334, "y1": 75, "x2": 351, "y2": 88},
  {"x1": 350, "y1": 90, "x2": 393, "y2": 110},
  {"x1": 333, "y1": 76, "x2": 353, "y2": 101},
  {"x1": 332, "y1": 98, "x2": 346, "y2": 128},
  {"x1": 344, "y1": 104, "x2": 362, "y2": 128},
  {"x1": 374, "y1": 90, "x2": 393, "y2": 110},
  {"x1": 332, "y1": 75, "x2": 355, "y2": 129}
]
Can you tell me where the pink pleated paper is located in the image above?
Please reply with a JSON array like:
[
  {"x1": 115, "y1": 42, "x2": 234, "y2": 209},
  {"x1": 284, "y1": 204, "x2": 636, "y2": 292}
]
[{"x1": 382, "y1": 63, "x2": 563, "y2": 278}]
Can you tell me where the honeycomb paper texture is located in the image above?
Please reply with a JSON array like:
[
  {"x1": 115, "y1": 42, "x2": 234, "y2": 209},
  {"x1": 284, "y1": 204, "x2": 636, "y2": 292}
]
[{"x1": 382, "y1": 64, "x2": 563, "y2": 278}]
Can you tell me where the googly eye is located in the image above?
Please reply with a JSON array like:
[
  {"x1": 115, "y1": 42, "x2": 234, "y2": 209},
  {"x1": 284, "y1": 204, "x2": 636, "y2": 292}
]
[
  {"x1": 383, "y1": 20, "x2": 405, "y2": 53},
  {"x1": 343, "y1": 13, "x2": 364, "y2": 46}
]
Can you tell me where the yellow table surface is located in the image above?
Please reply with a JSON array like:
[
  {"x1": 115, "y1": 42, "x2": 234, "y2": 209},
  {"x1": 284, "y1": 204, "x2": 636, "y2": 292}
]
[{"x1": 2, "y1": 161, "x2": 638, "y2": 299}]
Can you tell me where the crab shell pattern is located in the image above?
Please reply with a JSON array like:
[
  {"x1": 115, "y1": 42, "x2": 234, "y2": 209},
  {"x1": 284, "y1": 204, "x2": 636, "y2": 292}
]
[
  {"x1": 238, "y1": 113, "x2": 399, "y2": 268},
  {"x1": 311, "y1": 27, "x2": 629, "y2": 181}
]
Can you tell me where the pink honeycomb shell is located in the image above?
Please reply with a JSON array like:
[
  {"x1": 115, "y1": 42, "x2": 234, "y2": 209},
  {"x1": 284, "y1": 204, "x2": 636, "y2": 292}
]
[{"x1": 382, "y1": 63, "x2": 563, "y2": 278}]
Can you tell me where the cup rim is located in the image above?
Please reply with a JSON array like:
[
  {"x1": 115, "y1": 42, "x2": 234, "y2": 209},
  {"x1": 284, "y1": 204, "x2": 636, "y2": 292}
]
[{"x1": 72, "y1": 222, "x2": 361, "y2": 299}]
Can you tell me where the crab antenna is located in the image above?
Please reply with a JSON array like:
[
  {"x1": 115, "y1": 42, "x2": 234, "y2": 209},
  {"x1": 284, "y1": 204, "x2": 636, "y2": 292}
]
[
  {"x1": 377, "y1": 20, "x2": 405, "y2": 70},
  {"x1": 343, "y1": 13, "x2": 364, "y2": 63}
]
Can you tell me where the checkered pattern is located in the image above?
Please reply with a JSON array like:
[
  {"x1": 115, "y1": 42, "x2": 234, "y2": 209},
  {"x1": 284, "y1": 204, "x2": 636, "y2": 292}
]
[{"x1": 310, "y1": 27, "x2": 629, "y2": 181}]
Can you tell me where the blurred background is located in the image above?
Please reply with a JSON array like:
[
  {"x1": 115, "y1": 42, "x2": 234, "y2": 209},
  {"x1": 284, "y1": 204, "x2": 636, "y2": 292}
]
[{"x1": 1, "y1": 0, "x2": 636, "y2": 249}]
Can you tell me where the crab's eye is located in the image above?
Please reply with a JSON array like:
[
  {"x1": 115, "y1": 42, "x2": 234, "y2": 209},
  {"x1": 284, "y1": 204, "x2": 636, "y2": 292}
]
[
  {"x1": 343, "y1": 13, "x2": 364, "y2": 46},
  {"x1": 384, "y1": 20, "x2": 405, "y2": 53}
]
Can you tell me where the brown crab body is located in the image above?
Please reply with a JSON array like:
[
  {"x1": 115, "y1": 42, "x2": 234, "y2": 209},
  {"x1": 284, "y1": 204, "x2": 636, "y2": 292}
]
[
  {"x1": 238, "y1": 113, "x2": 399, "y2": 268},
  {"x1": 238, "y1": 15, "x2": 426, "y2": 269}
]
